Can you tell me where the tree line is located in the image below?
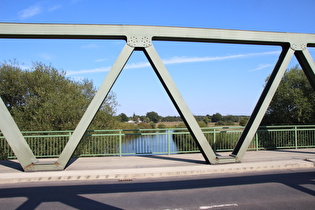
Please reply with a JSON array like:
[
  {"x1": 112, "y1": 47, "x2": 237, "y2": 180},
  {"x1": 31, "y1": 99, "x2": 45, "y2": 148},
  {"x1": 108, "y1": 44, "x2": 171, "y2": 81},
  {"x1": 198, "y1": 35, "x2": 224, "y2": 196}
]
[
  {"x1": 117, "y1": 111, "x2": 249, "y2": 127},
  {"x1": 1, "y1": 61, "x2": 314, "y2": 131}
]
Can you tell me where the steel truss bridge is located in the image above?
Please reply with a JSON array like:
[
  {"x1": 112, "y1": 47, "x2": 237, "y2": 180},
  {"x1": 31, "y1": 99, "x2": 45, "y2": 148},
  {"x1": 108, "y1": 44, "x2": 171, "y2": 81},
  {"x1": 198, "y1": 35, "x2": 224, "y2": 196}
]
[{"x1": 0, "y1": 23, "x2": 315, "y2": 171}]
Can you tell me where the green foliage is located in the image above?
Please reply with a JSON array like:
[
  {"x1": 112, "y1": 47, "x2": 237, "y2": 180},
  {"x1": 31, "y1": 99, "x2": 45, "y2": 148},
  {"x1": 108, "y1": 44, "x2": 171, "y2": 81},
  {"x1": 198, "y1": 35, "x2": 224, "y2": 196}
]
[
  {"x1": 146, "y1": 111, "x2": 161, "y2": 123},
  {"x1": 117, "y1": 122, "x2": 138, "y2": 130},
  {"x1": 202, "y1": 115, "x2": 212, "y2": 125},
  {"x1": 117, "y1": 113, "x2": 129, "y2": 122},
  {"x1": 239, "y1": 117, "x2": 249, "y2": 126},
  {"x1": 137, "y1": 122, "x2": 151, "y2": 129},
  {"x1": 197, "y1": 121, "x2": 207, "y2": 127},
  {"x1": 175, "y1": 122, "x2": 186, "y2": 128},
  {"x1": 117, "y1": 113, "x2": 246, "y2": 128},
  {"x1": 139, "y1": 116, "x2": 150, "y2": 123},
  {"x1": 215, "y1": 121, "x2": 235, "y2": 126},
  {"x1": 162, "y1": 115, "x2": 182, "y2": 122},
  {"x1": 262, "y1": 65, "x2": 315, "y2": 125},
  {"x1": 223, "y1": 115, "x2": 239, "y2": 122},
  {"x1": 157, "y1": 123, "x2": 167, "y2": 129},
  {"x1": 211, "y1": 113, "x2": 223, "y2": 122},
  {"x1": 0, "y1": 61, "x2": 118, "y2": 131},
  {"x1": 149, "y1": 122, "x2": 156, "y2": 129}
]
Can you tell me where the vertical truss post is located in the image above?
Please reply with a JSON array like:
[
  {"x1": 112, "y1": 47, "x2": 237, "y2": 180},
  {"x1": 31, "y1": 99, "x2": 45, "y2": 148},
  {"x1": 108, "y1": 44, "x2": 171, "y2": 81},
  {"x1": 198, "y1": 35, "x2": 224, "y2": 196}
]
[
  {"x1": 232, "y1": 46, "x2": 295, "y2": 161},
  {"x1": 143, "y1": 45, "x2": 217, "y2": 164},
  {"x1": 0, "y1": 97, "x2": 36, "y2": 169}
]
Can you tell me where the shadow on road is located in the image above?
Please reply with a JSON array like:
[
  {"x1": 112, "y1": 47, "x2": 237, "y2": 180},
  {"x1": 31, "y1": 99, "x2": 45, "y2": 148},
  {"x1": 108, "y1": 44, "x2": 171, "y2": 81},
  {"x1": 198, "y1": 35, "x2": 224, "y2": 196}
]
[{"x1": 0, "y1": 170, "x2": 314, "y2": 209}]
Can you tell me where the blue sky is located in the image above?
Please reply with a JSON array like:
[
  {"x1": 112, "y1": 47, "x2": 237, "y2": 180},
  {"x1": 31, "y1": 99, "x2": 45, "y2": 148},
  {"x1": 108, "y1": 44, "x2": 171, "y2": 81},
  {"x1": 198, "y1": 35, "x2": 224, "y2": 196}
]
[{"x1": 1, "y1": 0, "x2": 315, "y2": 117}]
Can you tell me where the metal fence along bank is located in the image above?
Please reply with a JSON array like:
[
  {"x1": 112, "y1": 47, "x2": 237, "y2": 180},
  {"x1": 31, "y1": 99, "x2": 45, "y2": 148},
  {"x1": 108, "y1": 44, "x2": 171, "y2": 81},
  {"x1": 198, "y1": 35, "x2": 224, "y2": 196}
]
[{"x1": 1, "y1": 125, "x2": 315, "y2": 159}]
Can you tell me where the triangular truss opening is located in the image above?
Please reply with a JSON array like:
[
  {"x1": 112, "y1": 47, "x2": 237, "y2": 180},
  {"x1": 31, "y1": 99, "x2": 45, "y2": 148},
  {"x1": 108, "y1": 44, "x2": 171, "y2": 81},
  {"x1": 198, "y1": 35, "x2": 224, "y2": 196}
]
[{"x1": 112, "y1": 51, "x2": 177, "y2": 117}]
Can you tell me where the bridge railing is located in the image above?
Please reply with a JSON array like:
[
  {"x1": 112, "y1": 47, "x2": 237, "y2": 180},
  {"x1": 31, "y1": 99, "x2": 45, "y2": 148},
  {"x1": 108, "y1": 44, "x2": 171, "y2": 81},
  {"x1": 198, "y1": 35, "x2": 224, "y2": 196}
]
[{"x1": 1, "y1": 125, "x2": 315, "y2": 159}]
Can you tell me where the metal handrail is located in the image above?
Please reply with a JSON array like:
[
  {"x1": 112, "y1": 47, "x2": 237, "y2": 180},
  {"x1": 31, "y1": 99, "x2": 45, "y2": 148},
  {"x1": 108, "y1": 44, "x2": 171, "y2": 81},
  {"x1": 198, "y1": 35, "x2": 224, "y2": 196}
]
[{"x1": 1, "y1": 125, "x2": 314, "y2": 159}]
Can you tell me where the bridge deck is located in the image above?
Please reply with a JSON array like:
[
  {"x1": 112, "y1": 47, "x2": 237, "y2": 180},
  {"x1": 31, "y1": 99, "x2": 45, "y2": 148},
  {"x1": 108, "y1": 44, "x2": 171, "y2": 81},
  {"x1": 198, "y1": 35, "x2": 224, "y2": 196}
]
[{"x1": 0, "y1": 149, "x2": 314, "y2": 183}]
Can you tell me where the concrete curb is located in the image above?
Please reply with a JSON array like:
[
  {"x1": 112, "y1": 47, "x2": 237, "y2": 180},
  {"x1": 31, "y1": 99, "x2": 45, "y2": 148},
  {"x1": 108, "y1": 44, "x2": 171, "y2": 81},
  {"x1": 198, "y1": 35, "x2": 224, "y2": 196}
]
[{"x1": 0, "y1": 159, "x2": 313, "y2": 184}]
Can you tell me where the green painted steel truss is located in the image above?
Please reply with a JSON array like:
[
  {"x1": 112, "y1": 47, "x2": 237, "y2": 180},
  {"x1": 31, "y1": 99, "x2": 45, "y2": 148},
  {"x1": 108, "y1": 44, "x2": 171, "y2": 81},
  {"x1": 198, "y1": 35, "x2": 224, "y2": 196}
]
[{"x1": 0, "y1": 23, "x2": 315, "y2": 171}]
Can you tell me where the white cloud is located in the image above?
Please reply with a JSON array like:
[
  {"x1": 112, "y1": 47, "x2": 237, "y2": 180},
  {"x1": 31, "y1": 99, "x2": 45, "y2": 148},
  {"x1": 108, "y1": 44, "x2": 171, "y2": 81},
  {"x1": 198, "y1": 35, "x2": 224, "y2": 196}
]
[
  {"x1": 38, "y1": 53, "x2": 54, "y2": 61},
  {"x1": 163, "y1": 51, "x2": 280, "y2": 65},
  {"x1": 66, "y1": 50, "x2": 280, "y2": 76},
  {"x1": 19, "y1": 64, "x2": 30, "y2": 70},
  {"x1": 81, "y1": 44, "x2": 100, "y2": 49},
  {"x1": 18, "y1": 5, "x2": 42, "y2": 19},
  {"x1": 18, "y1": 2, "x2": 62, "y2": 19},
  {"x1": 249, "y1": 64, "x2": 273, "y2": 72},
  {"x1": 95, "y1": 58, "x2": 107, "y2": 62},
  {"x1": 48, "y1": 4, "x2": 62, "y2": 12},
  {"x1": 66, "y1": 66, "x2": 111, "y2": 76},
  {"x1": 125, "y1": 62, "x2": 151, "y2": 69}
]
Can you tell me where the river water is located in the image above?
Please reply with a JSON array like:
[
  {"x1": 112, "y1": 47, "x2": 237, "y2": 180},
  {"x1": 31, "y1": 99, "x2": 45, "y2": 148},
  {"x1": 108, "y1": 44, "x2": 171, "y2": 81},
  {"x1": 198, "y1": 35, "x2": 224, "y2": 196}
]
[{"x1": 121, "y1": 132, "x2": 178, "y2": 155}]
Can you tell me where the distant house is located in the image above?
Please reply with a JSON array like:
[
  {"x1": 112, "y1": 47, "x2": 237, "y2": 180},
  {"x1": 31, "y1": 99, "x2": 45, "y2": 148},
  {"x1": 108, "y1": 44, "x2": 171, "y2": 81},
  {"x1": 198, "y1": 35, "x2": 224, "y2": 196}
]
[{"x1": 127, "y1": 118, "x2": 142, "y2": 124}]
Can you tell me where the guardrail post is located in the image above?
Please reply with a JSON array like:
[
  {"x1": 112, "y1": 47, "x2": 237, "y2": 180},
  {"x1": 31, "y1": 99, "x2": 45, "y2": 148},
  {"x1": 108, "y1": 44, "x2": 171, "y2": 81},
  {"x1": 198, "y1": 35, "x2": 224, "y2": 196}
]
[
  {"x1": 294, "y1": 126, "x2": 298, "y2": 149},
  {"x1": 213, "y1": 128, "x2": 216, "y2": 153},
  {"x1": 119, "y1": 130, "x2": 122, "y2": 157},
  {"x1": 167, "y1": 128, "x2": 171, "y2": 155},
  {"x1": 255, "y1": 133, "x2": 259, "y2": 151}
]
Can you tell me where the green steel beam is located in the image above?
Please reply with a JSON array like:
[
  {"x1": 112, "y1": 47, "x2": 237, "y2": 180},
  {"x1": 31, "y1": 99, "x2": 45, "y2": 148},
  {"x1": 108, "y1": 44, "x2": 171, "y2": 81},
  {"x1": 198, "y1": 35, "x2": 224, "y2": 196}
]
[
  {"x1": 1, "y1": 23, "x2": 315, "y2": 47},
  {"x1": 0, "y1": 97, "x2": 37, "y2": 168}
]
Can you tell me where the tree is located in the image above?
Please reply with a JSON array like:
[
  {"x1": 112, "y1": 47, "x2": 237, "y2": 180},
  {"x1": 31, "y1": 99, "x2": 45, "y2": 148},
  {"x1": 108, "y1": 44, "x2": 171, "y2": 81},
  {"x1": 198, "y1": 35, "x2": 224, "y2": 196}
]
[
  {"x1": 146, "y1": 111, "x2": 161, "y2": 123},
  {"x1": 139, "y1": 116, "x2": 150, "y2": 123},
  {"x1": 239, "y1": 117, "x2": 249, "y2": 126},
  {"x1": 262, "y1": 65, "x2": 315, "y2": 125},
  {"x1": 117, "y1": 113, "x2": 129, "y2": 122},
  {"x1": 161, "y1": 116, "x2": 182, "y2": 122},
  {"x1": 0, "y1": 61, "x2": 118, "y2": 130},
  {"x1": 203, "y1": 114, "x2": 212, "y2": 125},
  {"x1": 211, "y1": 113, "x2": 223, "y2": 122}
]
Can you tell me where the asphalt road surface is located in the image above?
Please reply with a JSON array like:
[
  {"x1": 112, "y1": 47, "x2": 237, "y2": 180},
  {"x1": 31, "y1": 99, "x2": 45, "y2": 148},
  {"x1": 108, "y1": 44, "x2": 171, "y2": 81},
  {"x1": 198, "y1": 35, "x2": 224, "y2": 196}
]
[{"x1": 0, "y1": 168, "x2": 314, "y2": 209}]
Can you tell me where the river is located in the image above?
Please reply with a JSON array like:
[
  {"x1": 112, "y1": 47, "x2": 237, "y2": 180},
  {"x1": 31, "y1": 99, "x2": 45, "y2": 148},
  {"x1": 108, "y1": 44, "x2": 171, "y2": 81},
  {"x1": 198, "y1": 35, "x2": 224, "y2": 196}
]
[{"x1": 121, "y1": 132, "x2": 178, "y2": 155}]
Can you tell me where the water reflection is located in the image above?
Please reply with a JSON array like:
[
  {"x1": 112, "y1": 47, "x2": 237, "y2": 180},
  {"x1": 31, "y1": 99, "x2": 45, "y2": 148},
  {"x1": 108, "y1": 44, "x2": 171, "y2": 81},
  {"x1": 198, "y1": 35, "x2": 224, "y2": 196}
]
[{"x1": 121, "y1": 132, "x2": 178, "y2": 155}]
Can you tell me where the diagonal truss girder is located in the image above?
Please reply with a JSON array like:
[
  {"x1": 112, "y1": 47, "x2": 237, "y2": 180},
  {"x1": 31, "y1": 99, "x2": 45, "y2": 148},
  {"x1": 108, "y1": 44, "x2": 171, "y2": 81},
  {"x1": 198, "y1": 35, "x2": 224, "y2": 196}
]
[{"x1": 0, "y1": 23, "x2": 314, "y2": 171}]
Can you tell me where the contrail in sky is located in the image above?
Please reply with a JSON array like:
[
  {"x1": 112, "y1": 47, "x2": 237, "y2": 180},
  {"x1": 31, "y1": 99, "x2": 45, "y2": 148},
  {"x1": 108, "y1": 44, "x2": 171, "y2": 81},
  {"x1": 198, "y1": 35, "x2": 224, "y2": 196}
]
[{"x1": 66, "y1": 50, "x2": 280, "y2": 76}]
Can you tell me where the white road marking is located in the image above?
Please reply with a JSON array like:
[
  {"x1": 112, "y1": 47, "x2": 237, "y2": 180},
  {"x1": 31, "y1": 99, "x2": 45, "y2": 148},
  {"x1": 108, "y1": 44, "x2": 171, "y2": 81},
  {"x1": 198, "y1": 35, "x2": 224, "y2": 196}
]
[
  {"x1": 164, "y1": 203, "x2": 238, "y2": 210},
  {"x1": 199, "y1": 203, "x2": 238, "y2": 209}
]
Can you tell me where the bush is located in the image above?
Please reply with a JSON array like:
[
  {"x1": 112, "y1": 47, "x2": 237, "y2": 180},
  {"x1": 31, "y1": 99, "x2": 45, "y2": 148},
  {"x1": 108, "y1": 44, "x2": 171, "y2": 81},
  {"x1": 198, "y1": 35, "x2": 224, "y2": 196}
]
[
  {"x1": 137, "y1": 123, "x2": 152, "y2": 129},
  {"x1": 215, "y1": 121, "x2": 235, "y2": 126},
  {"x1": 157, "y1": 123, "x2": 167, "y2": 129}
]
